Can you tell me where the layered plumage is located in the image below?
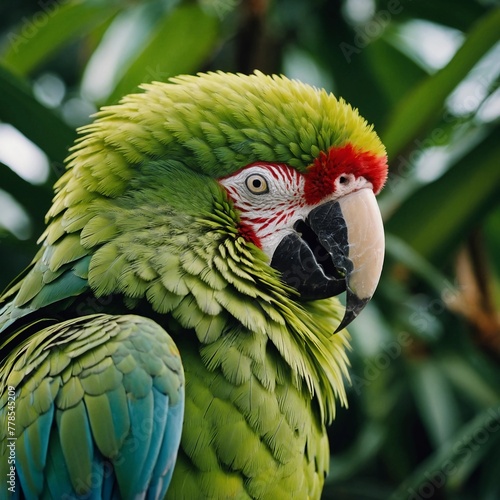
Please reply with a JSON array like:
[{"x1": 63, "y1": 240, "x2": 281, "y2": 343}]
[{"x1": 0, "y1": 71, "x2": 387, "y2": 498}]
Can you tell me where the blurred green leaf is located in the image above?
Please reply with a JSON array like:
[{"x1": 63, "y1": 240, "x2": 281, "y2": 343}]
[
  {"x1": 479, "y1": 445, "x2": 500, "y2": 498},
  {"x1": 0, "y1": 236, "x2": 40, "y2": 292},
  {"x1": 385, "y1": 125, "x2": 500, "y2": 265},
  {"x1": 366, "y1": 37, "x2": 428, "y2": 107},
  {"x1": 0, "y1": 65, "x2": 76, "y2": 165},
  {"x1": 389, "y1": 0, "x2": 488, "y2": 32},
  {"x1": 328, "y1": 422, "x2": 386, "y2": 482},
  {"x1": 1, "y1": 1, "x2": 120, "y2": 76},
  {"x1": 0, "y1": 161, "x2": 51, "y2": 235},
  {"x1": 440, "y1": 354, "x2": 500, "y2": 408},
  {"x1": 410, "y1": 360, "x2": 461, "y2": 447},
  {"x1": 390, "y1": 404, "x2": 500, "y2": 499},
  {"x1": 385, "y1": 235, "x2": 455, "y2": 295},
  {"x1": 107, "y1": 4, "x2": 219, "y2": 104},
  {"x1": 381, "y1": 7, "x2": 500, "y2": 159},
  {"x1": 298, "y1": 2, "x2": 392, "y2": 128}
]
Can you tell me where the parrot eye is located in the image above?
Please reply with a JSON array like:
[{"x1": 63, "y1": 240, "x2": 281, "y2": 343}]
[{"x1": 245, "y1": 174, "x2": 269, "y2": 194}]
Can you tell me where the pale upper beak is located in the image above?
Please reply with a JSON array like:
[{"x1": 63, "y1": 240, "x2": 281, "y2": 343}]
[{"x1": 270, "y1": 188, "x2": 385, "y2": 332}]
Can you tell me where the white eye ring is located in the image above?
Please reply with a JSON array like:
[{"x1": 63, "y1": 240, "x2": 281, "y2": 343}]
[{"x1": 245, "y1": 173, "x2": 269, "y2": 194}]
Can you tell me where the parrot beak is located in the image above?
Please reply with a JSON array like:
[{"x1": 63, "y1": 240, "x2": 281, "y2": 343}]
[{"x1": 270, "y1": 188, "x2": 384, "y2": 332}]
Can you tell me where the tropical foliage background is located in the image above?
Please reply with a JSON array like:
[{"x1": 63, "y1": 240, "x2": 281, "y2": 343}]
[{"x1": 1, "y1": 0, "x2": 499, "y2": 498}]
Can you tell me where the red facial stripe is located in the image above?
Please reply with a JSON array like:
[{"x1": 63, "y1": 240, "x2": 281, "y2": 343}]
[
  {"x1": 304, "y1": 144, "x2": 388, "y2": 205},
  {"x1": 237, "y1": 221, "x2": 262, "y2": 248}
]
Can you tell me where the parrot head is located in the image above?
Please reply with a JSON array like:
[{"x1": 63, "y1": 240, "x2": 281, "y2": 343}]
[
  {"x1": 40, "y1": 71, "x2": 387, "y2": 334},
  {"x1": 219, "y1": 144, "x2": 386, "y2": 332}
]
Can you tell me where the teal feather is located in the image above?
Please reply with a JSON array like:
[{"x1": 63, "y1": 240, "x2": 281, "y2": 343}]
[
  {"x1": 137, "y1": 388, "x2": 169, "y2": 482},
  {"x1": 45, "y1": 428, "x2": 78, "y2": 499},
  {"x1": 113, "y1": 390, "x2": 155, "y2": 496},
  {"x1": 148, "y1": 391, "x2": 184, "y2": 498},
  {"x1": 29, "y1": 272, "x2": 88, "y2": 310},
  {"x1": 15, "y1": 403, "x2": 54, "y2": 496}
]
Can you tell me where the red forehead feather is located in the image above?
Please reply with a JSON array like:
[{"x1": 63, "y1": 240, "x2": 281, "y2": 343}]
[{"x1": 304, "y1": 143, "x2": 388, "y2": 205}]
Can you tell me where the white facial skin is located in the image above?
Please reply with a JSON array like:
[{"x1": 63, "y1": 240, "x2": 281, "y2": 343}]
[{"x1": 219, "y1": 163, "x2": 373, "y2": 259}]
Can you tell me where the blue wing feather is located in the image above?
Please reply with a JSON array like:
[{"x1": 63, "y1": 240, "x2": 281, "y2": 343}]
[
  {"x1": 114, "y1": 389, "x2": 155, "y2": 495},
  {"x1": 137, "y1": 388, "x2": 170, "y2": 487},
  {"x1": 45, "y1": 426, "x2": 75, "y2": 499},
  {"x1": 15, "y1": 403, "x2": 54, "y2": 496},
  {"x1": 0, "y1": 314, "x2": 185, "y2": 499},
  {"x1": 148, "y1": 390, "x2": 185, "y2": 498}
]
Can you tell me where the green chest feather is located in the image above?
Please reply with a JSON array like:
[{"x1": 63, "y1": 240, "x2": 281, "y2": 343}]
[{"x1": 168, "y1": 333, "x2": 329, "y2": 499}]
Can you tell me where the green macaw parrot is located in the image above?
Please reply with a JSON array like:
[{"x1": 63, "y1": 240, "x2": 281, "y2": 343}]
[{"x1": 0, "y1": 71, "x2": 387, "y2": 499}]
